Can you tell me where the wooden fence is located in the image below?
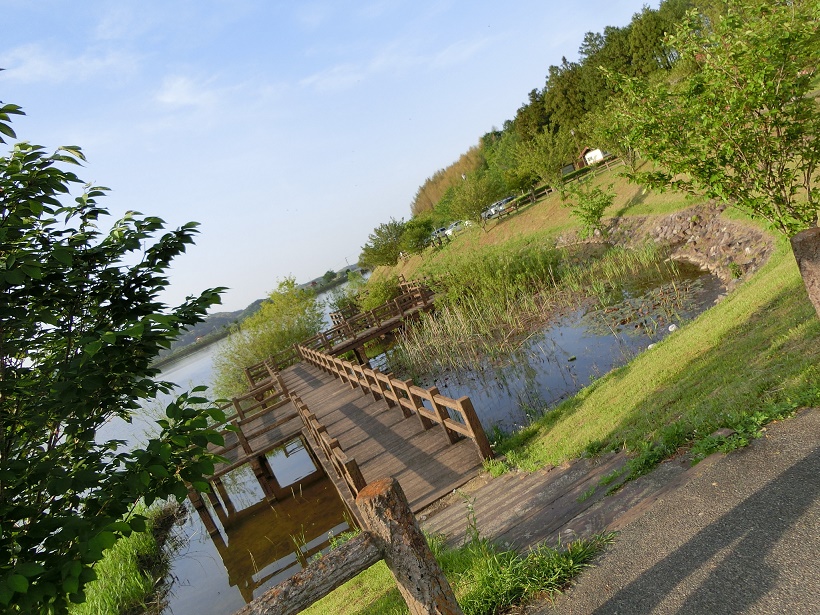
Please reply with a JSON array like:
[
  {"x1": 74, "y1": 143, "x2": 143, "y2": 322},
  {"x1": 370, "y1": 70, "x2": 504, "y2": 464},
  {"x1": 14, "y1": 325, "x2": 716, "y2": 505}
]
[
  {"x1": 297, "y1": 344, "x2": 493, "y2": 461},
  {"x1": 299, "y1": 283, "x2": 434, "y2": 354},
  {"x1": 291, "y1": 394, "x2": 367, "y2": 498},
  {"x1": 233, "y1": 477, "x2": 463, "y2": 615}
]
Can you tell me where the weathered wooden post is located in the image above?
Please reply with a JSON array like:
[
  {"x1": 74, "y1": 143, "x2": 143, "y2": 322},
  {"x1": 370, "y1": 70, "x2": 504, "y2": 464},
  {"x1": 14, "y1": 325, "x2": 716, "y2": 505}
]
[{"x1": 357, "y1": 477, "x2": 463, "y2": 615}]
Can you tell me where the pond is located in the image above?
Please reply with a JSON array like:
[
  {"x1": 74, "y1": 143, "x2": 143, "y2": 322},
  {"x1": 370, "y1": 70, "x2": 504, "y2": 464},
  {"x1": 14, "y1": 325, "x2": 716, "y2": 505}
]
[
  {"x1": 377, "y1": 261, "x2": 726, "y2": 434},
  {"x1": 123, "y1": 263, "x2": 723, "y2": 612}
]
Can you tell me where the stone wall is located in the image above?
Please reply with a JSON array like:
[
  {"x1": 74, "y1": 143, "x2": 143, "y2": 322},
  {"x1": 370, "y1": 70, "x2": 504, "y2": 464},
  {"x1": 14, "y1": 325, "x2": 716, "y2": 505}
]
[{"x1": 564, "y1": 202, "x2": 775, "y2": 290}]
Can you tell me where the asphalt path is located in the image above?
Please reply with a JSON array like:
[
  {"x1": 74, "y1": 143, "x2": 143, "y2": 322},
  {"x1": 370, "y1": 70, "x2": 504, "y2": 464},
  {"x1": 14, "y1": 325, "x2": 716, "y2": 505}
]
[{"x1": 528, "y1": 407, "x2": 820, "y2": 615}]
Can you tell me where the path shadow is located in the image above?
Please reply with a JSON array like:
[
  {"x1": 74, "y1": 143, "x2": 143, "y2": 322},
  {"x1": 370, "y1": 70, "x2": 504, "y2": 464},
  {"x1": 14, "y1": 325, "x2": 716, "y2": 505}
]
[{"x1": 591, "y1": 446, "x2": 820, "y2": 614}]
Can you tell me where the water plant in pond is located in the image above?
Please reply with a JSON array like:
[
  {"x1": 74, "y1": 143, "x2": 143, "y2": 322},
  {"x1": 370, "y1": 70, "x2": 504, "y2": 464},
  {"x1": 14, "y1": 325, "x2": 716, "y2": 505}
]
[{"x1": 390, "y1": 242, "x2": 690, "y2": 377}]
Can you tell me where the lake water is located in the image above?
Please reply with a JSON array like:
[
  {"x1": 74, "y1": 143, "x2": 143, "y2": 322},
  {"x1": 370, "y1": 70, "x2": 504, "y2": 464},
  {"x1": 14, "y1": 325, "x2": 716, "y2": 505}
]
[{"x1": 118, "y1": 266, "x2": 725, "y2": 612}]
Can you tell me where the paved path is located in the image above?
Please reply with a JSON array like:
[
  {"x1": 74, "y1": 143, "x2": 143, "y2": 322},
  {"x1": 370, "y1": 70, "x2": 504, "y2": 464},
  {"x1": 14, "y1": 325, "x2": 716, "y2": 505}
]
[
  {"x1": 525, "y1": 407, "x2": 820, "y2": 614},
  {"x1": 417, "y1": 408, "x2": 819, "y2": 615}
]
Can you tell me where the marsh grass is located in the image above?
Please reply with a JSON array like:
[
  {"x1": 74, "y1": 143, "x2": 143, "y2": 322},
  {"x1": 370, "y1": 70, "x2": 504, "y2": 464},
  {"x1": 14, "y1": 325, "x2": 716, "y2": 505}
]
[
  {"x1": 69, "y1": 503, "x2": 182, "y2": 615},
  {"x1": 392, "y1": 241, "x2": 680, "y2": 375}
]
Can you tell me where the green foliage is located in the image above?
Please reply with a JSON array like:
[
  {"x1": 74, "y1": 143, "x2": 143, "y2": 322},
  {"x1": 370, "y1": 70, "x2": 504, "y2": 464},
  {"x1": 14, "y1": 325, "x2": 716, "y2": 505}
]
[
  {"x1": 450, "y1": 170, "x2": 507, "y2": 224},
  {"x1": 0, "y1": 110, "x2": 226, "y2": 613},
  {"x1": 514, "y1": 127, "x2": 576, "y2": 187},
  {"x1": 326, "y1": 270, "x2": 366, "y2": 316},
  {"x1": 561, "y1": 180, "x2": 616, "y2": 238},
  {"x1": 322, "y1": 270, "x2": 336, "y2": 284},
  {"x1": 357, "y1": 275, "x2": 402, "y2": 312},
  {"x1": 359, "y1": 218, "x2": 407, "y2": 268},
  {"x1": 613, "y1": 0, "x2": 820, "y2": 235},
  {"x1": 212, "y1": 277, "x2": 323, "y2": 397},
  {"x1": 399, "y1": 217, "x2": 434, "y2": 255}
]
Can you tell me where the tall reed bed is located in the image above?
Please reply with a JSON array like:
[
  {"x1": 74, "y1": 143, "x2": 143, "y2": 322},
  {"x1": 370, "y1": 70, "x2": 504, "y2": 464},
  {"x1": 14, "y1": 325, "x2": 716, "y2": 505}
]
[{"x1": 392, "y1": 241, "x2": 678, "y2": 376}]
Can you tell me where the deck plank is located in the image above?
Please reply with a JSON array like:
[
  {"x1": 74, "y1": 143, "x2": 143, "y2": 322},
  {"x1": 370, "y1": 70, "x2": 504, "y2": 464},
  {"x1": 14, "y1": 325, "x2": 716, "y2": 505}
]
[{"x1": 282, "y1": 362, "x2": 483, "y2": 513}]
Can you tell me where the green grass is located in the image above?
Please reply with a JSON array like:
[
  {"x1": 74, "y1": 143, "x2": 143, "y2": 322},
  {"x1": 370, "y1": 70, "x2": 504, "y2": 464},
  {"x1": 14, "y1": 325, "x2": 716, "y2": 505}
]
[
  {"x1": 494, "y1": 235, "x2": 820, "y2": 473},
  {"x1": 302, "y1": 532, "x2": 613, "y2": 615},
  {"x1": 68, "y1": 504, "x2": 179, "y2": 615}
]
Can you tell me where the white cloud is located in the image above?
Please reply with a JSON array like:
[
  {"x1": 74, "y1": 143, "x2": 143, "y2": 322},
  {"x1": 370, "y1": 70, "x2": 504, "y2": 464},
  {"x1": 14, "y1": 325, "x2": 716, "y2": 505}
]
[
  {"x1": 155, "y1": 75, "x2": 220, "y2": 110},
  {"x1": 299, "y1": 63, "x2": 365, "y2": 92},
  {"x1": 0, "y1": 44, "x2": 138, "y2": 84},
  {"x1": 431, "y1": 37, "x2": 492, "y2": 68}
]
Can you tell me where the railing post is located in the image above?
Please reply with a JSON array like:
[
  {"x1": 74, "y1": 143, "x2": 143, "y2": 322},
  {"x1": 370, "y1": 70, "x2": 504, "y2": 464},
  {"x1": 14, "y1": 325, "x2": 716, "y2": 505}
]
[
  {"x1": 457, "y1": 397, "x2": 493, "y2": 461},
  {"x1": 428, "y1": 387, "x2": 459, "y2": 444},
  {"x1": 357, "y1": 477, "x2": 464, "y2": 615}
]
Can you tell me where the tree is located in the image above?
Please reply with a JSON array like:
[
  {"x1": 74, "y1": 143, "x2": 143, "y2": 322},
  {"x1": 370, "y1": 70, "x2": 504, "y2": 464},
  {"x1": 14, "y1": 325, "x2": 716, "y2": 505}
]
[
  {"x1": 359, "y1": 218, "x2": 407, "y2": 268},
  {"x1": 321, "y1": 270, "x2": 336, "y2": 284},
  {"x1": 612, "y1": 0, "x2": 820, "y2": 316},
  {"x1": 212, "y1": 277, "x2": 323, "y2": 397},
  {"x1": 561, "y1": 180, "x2": 616, "y2": 238},
  {"x1": 400, "y1": 217, "x2": 435, "y2": 255},
  {"x1": 514, "y1": 127, "x2": 576, "y2": 188},
  {"x1": 451, "y1": 170, "x2": 506, "y2": 229},
  {"x1": 0, "y1": 105, "x2": 227, "y2": 612}
]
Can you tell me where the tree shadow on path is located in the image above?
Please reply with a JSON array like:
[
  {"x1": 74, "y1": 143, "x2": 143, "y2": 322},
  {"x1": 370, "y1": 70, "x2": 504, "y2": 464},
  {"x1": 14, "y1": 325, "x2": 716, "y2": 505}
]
[{"x1": 591, "y1": 446, "x2": 820, "y2": 614}]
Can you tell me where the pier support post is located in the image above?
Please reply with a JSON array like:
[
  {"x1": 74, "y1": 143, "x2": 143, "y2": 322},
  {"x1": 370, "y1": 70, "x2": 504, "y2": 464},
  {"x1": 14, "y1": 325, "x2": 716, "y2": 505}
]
[{"x1": 187, "y1": 489, "x2": 220, "y2": 537}]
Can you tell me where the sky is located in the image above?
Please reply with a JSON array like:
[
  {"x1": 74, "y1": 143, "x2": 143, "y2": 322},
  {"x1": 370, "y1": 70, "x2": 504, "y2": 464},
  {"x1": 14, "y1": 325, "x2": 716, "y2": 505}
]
[{"x1": 2, "y1": 0, "x2": 658, "y2": 313}]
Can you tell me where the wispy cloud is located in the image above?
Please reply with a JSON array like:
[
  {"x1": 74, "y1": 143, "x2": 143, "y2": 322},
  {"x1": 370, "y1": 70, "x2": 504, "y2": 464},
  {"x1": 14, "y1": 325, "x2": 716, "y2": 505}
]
[
  {"x1": 299, "y1": 63, "x2": 366, "y2": 92},
  {"x1": 299, "y1": 34, "x2": 493, "y2": 93},
  {"x1": 155, "y1": 75, "x2": 220, "y2": 110},
  {"x1": 431, "y1": 37, "x2": 491, "y2": 68},
  {"x1": 0, "y1": 44, "x2": 138, "y2": 84}
]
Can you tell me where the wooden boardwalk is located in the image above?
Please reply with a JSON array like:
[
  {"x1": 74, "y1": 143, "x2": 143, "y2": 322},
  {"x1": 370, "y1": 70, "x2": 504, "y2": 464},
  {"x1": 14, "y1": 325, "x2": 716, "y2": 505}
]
[{"x1": 280, "y1": 361, "x2": 484, "y2": 513}]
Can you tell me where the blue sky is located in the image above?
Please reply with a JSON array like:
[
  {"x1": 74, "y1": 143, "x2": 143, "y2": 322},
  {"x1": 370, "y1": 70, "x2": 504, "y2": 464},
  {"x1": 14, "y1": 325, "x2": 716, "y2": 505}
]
[{"x1": 2, "y1": 0, "x2": 656, "y2": 312}]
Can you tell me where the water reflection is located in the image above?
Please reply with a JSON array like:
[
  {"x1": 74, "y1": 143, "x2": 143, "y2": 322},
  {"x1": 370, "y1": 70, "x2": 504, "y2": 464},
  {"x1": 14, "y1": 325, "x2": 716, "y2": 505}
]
[{"x1": 382, "y1": 263, "x2": 725, "y2": 433}]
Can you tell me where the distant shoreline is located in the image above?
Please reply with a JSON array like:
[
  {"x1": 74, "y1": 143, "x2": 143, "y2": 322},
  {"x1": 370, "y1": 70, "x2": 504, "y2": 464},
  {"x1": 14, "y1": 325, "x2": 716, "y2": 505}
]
[{"x1": 152, "y1": 330, "x2": 229, "y2": 371}]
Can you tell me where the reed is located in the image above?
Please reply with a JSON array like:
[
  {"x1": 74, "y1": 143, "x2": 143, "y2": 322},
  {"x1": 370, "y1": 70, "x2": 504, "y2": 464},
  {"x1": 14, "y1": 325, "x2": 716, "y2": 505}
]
[{"x1": 393, "y1": 242, "x2": 677, "y2": 375}]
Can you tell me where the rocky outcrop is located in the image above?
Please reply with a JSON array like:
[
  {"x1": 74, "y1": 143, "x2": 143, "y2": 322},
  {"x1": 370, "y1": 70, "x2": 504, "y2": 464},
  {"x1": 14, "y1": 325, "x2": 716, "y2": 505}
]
[{"x1": 561, "y1": 203, "x2": 775, "y2": 288}]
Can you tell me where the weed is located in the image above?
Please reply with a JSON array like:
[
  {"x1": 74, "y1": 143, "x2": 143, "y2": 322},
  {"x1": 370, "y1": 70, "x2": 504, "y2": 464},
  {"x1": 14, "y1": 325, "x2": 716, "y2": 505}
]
[
  {"x1": 578, "y1": 485, "x2": 596, "y2": 502},
  {"x1": 729, "y1": 261, "x2": 744, "y2": 279},
  {"x1": 483, "y1": 457, "x2": 509, "y2": 478}
]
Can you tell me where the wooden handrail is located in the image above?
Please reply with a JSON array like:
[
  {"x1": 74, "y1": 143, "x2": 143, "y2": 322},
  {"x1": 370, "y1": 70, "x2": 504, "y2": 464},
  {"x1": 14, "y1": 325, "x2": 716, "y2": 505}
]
[{"x1": 296, "y1": 345, "x2": 493, "y2": 460}]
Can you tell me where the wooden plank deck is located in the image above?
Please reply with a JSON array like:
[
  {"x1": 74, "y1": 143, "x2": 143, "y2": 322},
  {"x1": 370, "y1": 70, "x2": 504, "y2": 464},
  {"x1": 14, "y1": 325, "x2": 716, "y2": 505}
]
[{"x1": 280, "y1": 362, "x2": 484, "y2": 513}]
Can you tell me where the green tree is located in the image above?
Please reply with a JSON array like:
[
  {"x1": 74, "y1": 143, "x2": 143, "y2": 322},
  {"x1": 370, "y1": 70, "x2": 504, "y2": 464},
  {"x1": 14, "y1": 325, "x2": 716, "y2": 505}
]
[
  {"x1": 321, "y1": 270, "x2": 336, "y2": 284},
  {"x1": 0, "y1": 106, "x2": 226, "y2": 613},
  {"x1": 514, "y1": 127, "x2": 576, "y2": 188},
  {"x1": 358, "y1": 218, "x2": 406, "y2": 268},
  {"x1": 451, "y1": 170, "x2": 506, "y2": 229},
  {"x1": 612, "y1": 0, "x2": 820, "y2": 315},
  {"x1": 400, "y1": 217, "x2": 435, "y2": 255},
  {"x1": 212, "y1": 278, "x2": 323, "y2": 397},
  {"x1": 561, "y1": 180, "x2": 616, "y2": 238}
]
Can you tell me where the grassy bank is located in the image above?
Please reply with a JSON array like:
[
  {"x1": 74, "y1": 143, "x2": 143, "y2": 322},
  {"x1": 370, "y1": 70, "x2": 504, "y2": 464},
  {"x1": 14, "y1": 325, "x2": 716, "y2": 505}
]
[
  {"x1": 303, "y1": 528, "x2": 612, "y2": 615},
  {"x1": 68, "y1": 504, "x2": 181, "y2": 615}
]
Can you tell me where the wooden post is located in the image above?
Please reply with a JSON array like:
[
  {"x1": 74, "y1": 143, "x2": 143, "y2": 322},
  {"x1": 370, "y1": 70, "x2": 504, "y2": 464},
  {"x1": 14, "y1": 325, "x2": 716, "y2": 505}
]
[
  {"x1": 187, "y1": 489, "x2": 220, "y2": 537},
  {"x1": 457, "y1": 397, "x2": 493, "y2": 461},
  {"x1": 353, "y1": 346, "x2": 370, "y2": 367},
  {"x1": 213, "y1": 478, "x2": 237, "y2": 516},
  {"x1": 408, "y1": 384, "x2": 435, "y2": 431},
  {"x1": 357, "y1": 478, "x2": 464, "y2": 615},
  {"x1": 428, "y1": 387, "x2": 459, "y2": 444}
]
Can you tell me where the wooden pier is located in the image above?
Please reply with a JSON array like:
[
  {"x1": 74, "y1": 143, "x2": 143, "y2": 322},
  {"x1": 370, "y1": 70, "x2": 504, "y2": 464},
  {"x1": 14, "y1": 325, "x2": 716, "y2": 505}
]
[
  {"x1": 281, "y1": 346, "x2": 490, "y2": 514},
  {"x1": 299, "y1": 280, "x2": 435, "y2": 362}
]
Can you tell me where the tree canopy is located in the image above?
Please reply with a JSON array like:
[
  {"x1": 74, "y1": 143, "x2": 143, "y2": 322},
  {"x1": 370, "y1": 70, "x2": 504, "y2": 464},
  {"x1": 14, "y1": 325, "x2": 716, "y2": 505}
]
[
  {"x1": 359, "y1": 218, "x2": 407, "y2": 268},
  {"x1": 0, "y1": 104, "x2": 226, "y2": 613},
  {"x1": 612, "y1": 0, "x2": 819, "y2": 235}
]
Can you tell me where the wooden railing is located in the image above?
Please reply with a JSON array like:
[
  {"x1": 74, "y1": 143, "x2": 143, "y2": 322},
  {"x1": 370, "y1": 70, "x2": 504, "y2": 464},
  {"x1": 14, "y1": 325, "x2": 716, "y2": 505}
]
[
  {"x1": 299, "y1": 284, "x2": 434, "y2": 353},
  {"x1": 233, "y1": 477, "x2": 463, "y2": 615},
  {"x1": 205, "y1": 373, "x2": 298, "y2": 478},
  {"x1": 291, "y1": 394, "x2": 367, "y2": 498},
  {"x1": 296, "y1": 344, "x2": 493, "y2": 461}
]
